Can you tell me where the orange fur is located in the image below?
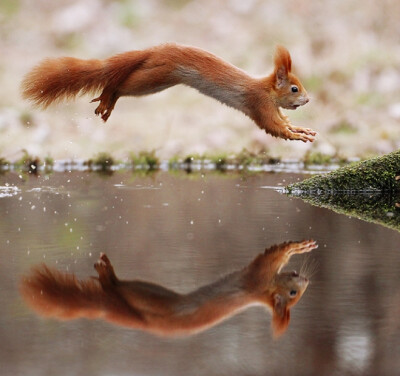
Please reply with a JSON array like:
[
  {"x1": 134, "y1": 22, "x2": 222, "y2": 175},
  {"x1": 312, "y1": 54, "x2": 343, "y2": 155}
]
[
  {"x1": 20, "y1": 240, "x2": 317, "y2": 338},
  {"x1": 21, "y1": 43, "x2": 315, "y2": 141}
]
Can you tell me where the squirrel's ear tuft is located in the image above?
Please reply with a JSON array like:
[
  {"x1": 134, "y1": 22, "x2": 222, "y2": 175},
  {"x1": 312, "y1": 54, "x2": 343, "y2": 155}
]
[
  {"x1": 273, "y1": 45, "x2": 292, "y2": 88},
  {"x1": 274, "y1": 45, "x2": 292, "y2": 73},
  {"x1": 271, "y1": 293, "x2": 291, "y2": 338}
]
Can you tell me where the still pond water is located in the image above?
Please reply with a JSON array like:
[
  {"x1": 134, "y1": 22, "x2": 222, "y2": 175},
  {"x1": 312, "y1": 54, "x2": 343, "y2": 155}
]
[{"x1": 0, "y1": 170, "x2": 399, "y2": 376}]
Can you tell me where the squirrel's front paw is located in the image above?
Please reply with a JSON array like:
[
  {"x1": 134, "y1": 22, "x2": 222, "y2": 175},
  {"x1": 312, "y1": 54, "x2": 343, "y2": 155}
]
[
  {"x1": 288, "y1": 240, "x2": 318, "y2": 255},
  {"x1": 279, "y1": 127, "x2": 315, "y2": 142},
  {"x1": 286, "y1": 126, "x2": 316, "y2": 142},
  {"x1": 289, "y1": 126, "x2": 317, "y2": 136}
]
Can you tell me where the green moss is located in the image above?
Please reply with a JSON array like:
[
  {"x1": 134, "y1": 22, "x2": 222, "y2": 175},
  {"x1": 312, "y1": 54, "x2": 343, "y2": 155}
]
[
  {"x1": 44, "y1": 156, "x2": 54, "y2": 166},
  {"x1": 15, "y1": 151, "x2": 40, "y2": 174},
  {"x1": 303, "y1": 151, "x2": 334, "y2": 166},
  {"x1": 234, "y1": 149, "x2": 257, "y2": 168},
  {"x1": 287, "y1": 150, "x2": 400, "y2": 193},
  {"x1": 0, "y1": 157, "x2": 10, "y2": 173},
  {"x1": 210, "y1": 154, "x2": 228, "y2": 171},
  {"x1": 130, "y1": 150, "x2": 159, "y2": 170},
  {"x1": 0, "y1": 157, "x2": 10, "y2": 167},
  {"x1": 91, "y1": 152, "x2": 115, "y2": 172},
  {"x1": 227, "y1": 149, "x2": 280, "y2": 169},
  {"x1": 183, "y1": 155, "x2": 195, "y2": 165},
  {"x1": 43, "y1": 156, "x2": 54, "y2": 173},
  {"x1": 168, "y1": 155, "x2": 181, "y2": 170}
]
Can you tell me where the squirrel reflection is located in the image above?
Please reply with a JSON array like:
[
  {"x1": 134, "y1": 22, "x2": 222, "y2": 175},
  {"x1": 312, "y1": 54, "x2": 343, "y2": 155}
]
[{"x1": 20, "y1": 240, "x2": 317, "y2": 338}]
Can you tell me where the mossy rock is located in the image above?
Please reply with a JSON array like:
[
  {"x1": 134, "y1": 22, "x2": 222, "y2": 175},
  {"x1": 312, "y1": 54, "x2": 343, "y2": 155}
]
[
  {"x1": 287, "y1": 150, "x2": 400, "y2": 231},
  {"x1": 287, "y1": 150, "x2": 400, "y2": 193}
]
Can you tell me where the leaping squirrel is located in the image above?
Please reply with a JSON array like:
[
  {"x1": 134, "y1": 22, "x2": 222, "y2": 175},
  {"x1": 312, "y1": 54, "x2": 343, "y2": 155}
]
[
  {"x1": 21, "y1": 43, "x2": 315, "y2": 142},
  {"x1": 20, "y1": 240, "x2": 317, "y2": 338}
]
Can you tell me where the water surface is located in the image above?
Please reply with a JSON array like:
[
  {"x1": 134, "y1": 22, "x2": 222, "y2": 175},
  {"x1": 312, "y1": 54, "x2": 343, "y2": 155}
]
[{"x1": 0, "y1": 171, "x2": 399, "y2": 376}]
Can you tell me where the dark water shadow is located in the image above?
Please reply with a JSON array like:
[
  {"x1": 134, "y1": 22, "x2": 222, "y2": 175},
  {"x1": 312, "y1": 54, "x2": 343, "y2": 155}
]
[{"x1": 288, "y1": 191, "x2": 400, "y2": 232}]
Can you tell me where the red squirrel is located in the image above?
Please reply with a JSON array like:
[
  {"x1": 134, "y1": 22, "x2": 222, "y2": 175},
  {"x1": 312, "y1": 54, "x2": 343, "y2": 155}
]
[
  {"x1": 20, "y1": 240, "x2": 317, "y2": 338},
  {"x1": 21, "y1": 43, "x2": 315, "y2": 142}
]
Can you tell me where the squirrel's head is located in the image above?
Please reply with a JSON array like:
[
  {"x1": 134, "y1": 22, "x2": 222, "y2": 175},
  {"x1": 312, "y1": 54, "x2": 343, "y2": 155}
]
[
  {"x1": 271, "y1": 45, "x2": 309, "y2": 110},
  {"x1": 269, "y1": 270, "x2": 309, "y2": 338}
]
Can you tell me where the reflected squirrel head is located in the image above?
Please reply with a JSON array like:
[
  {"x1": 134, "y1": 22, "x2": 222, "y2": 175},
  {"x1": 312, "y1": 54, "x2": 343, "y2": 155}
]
[
  {"x1": 271, "y1": 45, "x2": 309, "y2": 110},
  {"x1": 270, "y1": 270, "x2": 309, "y2": 338},
  {"x1": 245, "y1": 239, "x2": 317, "y2": 338}
]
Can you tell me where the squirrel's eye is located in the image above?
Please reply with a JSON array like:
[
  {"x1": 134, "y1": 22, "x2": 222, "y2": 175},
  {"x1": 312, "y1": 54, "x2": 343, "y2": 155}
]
[
  {"x1": 289, "y1": 290, "x2": 297, "y2": 297},
  {"x1": 291, "y1": 86, "x2": 299, "y2": 93}
]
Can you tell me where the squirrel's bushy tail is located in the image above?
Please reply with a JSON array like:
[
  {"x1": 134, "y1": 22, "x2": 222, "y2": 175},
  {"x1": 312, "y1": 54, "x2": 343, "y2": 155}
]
[
  {"x1": 21, "y1": 51, "x2": 148, "y2": 108},
  {"x1": 20, "y1": 264, "x2": 104, "y2": 320}
]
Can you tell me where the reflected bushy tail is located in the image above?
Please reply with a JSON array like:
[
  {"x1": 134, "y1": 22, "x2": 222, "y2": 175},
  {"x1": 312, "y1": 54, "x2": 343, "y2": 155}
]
[{"x1": 20, "y1": 264, "x2": 104, "y2": 320}]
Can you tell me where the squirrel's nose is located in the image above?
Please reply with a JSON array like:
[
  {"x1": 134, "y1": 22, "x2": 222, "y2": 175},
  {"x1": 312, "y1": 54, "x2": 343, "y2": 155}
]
[{"x1": 291, "y1": 270, "x2": 299, "y2": 277}]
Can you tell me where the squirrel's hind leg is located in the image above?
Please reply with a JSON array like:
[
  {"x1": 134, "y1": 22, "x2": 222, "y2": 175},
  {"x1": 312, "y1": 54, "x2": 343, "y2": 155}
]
[
  {"x1": 94, "y1": 253, "x2": 119, "y2": 287},
  {"x1": 91, "y1": 90, "x2": 119, "y2": 122}
]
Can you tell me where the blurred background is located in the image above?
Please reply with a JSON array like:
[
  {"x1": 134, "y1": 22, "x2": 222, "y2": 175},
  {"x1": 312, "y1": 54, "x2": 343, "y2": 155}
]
[{"x1": 1, "y1": 0, "x2": 400, "y2": 161}]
